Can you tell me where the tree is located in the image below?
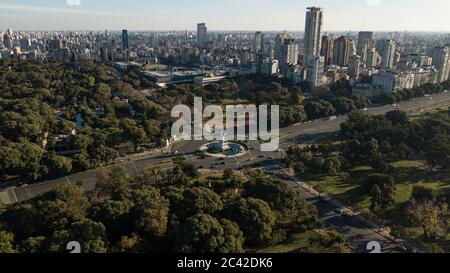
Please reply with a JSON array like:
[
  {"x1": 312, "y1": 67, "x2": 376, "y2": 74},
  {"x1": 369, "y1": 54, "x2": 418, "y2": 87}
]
[
  {"x1": 0, "y1": 145, "x2": 21, "y2": 176},
  {"x1": 174, "y1": 214, "x2": 244, "y2": 253},
  {"x1": 331, "y1": 97, "x2": 356, "y2": 115},
  {"x1": 36, "y1": 183, "x2": 90, "y2": 230},
  {"x1": 407, "y1": 200, "x2": 448, "y2": 240},
  {"x1": 244, "y1": 178, "x2": 307, "y2": 217},
  {"x1": 166, "y1": 165, "x2": 191, "y2": 187},
  {"x1": 93, "y1": 146, "x2": 118, "y2": 165},
  {"x1": 385, "y1": 110, "x2": 408, "y2": 125},
  {"x1": 134, "y1": 168, "x2": 164, "y2": 187},
  {"x1": 365, "y1": 174, "x2": 396, "y2": 211},
  {"x1": 94, "y1": 166, "x2": 131, "y2": 200},
  {"x1": 131, "y1": 186, "x2": 170, "y2": 237},
  {"x1": 1, "y1": 203, "x2": 43, "y2": 240},
  {"x1": 222, "y1": 198, "x2": 276, "y2": 246},
  {"x1": 181, "y1": 187, "x2": 223, "y2": 218},
  {"x1": 304, "y1": 100, "x2": 336, "y2": 120},
  {"x1": 223, "y1": 169, "x2": 246, "y2": 189},
  {"x1": 19, "y1": 236, "x2": 46, "y2": 253},
  {"x1": 322, "y1": 157, "x2": 342, "y2": 175},
  {"x1": 91, "y1": 199, "x2": 134, "y2": 241},
  {"x1": 69, "y1": 219, "x2": 109, "y2": 253},
  {"x1": 42, "y1": 151, "x2": 72, "y2": 178},
  {"x1": 112, "y1": 233, "x2": 143, "y2": 253},
  {"x1": 411, "y1": 186, "x2": 438, "y2": 204},
  {"x1": 0, "y1": 231, "x2": 16, "y2": 253},
  {"x1": 73, "y1": 152, "x2": 92, "y2": 171},
  {"x1": 179, "y1": 162, "x2": 200, "y2": 179}
]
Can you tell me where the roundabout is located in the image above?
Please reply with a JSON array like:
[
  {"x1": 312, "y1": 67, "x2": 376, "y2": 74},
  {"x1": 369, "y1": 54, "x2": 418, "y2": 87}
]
[{"x1": 199, "y1": 137, "x2": 248, "y2": 158}]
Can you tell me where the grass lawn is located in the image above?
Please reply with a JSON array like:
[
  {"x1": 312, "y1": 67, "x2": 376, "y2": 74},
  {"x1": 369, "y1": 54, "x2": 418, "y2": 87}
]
[
  {"x1": 308, "y1": 160, "x2": 450, "y2": 218},
  {"x1": 256, "y1": 230, "x2": 343, "y2": 253}
]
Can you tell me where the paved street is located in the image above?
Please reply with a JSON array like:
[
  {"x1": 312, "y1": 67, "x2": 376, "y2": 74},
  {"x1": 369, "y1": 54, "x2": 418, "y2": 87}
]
[
  {"x1": 268, "y1": 169, "x2": 404, "y2": 253},
  {"x1": 1, "y1": 92, "x2": 450, "y2": 207}
]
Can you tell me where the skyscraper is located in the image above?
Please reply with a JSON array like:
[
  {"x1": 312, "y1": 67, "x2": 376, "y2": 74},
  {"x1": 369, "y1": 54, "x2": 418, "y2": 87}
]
[
  {"x1": 320, "y1": 35, "x2": 333, "y2": 66},
  {"x1": 122, "y1": 29, "x2": 129, "y2": 51},
  {"x1": 376, "y1": 39, "x2": 396, "y2": 69},
  {"x1": 366, "y1": 48, "x2": 379, "y2": 68},
  {"x1": 307, "y1": 55, "x2": 325, "y2": 86},
  {"x1": 304, "y1": 7, "x2": 324, "y2": 60},
  {"x1": 197, "y1": 23, "x2": 208, "y2": 48},
  {"x1": 274, "y1": 32, "x2": 287, "y2": 61},
  {"x1": 333, "y1": 36, "x2": 351, "y2": 67},
  {"x1": 255, "y1": 31, "x2": 264, "y2": 53},
  {"x1": 20, "y1": 38, "x2": 31, "y2": 51},
  {"x1": 348, "y1": 55, "x2": 362, "y2": 80},
  {"x1": 432, "y1": 46, "x2": 450, "y2": 82},
  {"x1": 280, "y1": 39, "x2": 298, "y2": 67},
  {"x1": 357, "y1": 31, "x2": 374, "y2": 62},
  {"x1": 3, "y1": 33, "x2": 12, "y2": 49}
]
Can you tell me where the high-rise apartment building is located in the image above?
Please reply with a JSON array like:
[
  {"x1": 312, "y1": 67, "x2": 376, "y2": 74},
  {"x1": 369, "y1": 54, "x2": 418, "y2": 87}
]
[
  {"x1": 348, "y1": 55, "x2": 362, "y2": 80},
  {"x1": 333, "y1": 36, "x2": 351, "y2": 67},
  {"x1": 376, "y1": 39, "x2": 396, "y2": 69},
  {"x1": 304, "y1": 7, "x2": 324, "y2": 60},
  {"x1": 320, "y1": 35, "x2": 333, "y2": 66},
  {"x1": 307, "y1": 55, "x2": 325, "y2": 86},
  {"x1": 366, "y1": 48, "x2": 379, "y2": 68},
  {"x1": 122, "y1": 29, "x2": 129, "y2": 51},
  {"x1": 281, "y1": 39, "x2": 298, "y2": 66},
  {"x1": 432, "y1": 46, "x2": 450, "y2": 82},
  {"x1": 357, "y1": 31, "x2": 374, "y2": 62},
  {"x1": 3, "y1": 33, "x2": 12, "y2": 49},
  {"x1": 255, "y1": 31, "x2": 264, "y2": 53},
  {"x1": 197, "y1": 23, "x2": 208, "y2": 48},
  {"x1": 275, "y1": 32, "x2": 287, "y2": 61}
]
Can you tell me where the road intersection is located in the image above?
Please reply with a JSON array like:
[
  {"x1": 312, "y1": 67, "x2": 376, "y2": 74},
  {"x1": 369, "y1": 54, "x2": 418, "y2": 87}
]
[{"x1": 1, "y1": 92, "x2": 449, "y2": 253}]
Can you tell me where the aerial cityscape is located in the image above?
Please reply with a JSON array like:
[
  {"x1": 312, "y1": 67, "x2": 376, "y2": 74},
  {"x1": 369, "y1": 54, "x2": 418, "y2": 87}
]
[{"x1": 0, "y1": 0, "x2": 449, "y2": 260}]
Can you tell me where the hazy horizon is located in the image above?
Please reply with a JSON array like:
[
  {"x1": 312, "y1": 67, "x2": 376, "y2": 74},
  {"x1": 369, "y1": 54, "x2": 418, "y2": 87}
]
[{"x1": 0, "y1": 0, "x2": 450, "y2": 32}]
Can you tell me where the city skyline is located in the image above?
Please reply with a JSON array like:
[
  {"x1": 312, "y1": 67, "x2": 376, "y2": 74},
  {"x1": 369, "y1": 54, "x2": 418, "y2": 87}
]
[{"x1": 0, "y1": 0, "x2": 450, "y2": 32}]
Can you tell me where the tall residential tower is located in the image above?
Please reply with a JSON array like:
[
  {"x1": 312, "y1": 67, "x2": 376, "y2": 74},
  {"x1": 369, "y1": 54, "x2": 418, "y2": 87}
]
[
  {"x1": 304, "y1": 7, "x2": 324, "y2": 60},
  {"x1": 197, "y1": 23, "x2": 208, "y2": 48},
  {"x1": 122, "y1": 29, "x2": 129, "y2": 51}
]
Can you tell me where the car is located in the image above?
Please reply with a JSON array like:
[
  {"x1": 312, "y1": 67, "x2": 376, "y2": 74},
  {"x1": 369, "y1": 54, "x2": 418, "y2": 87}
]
[
  {"x1": 338, "y1": 226, "x2": 352, "y2": 233},
  {"x1": 258, "y1": 155, "x2": 265, "y2": 158},
  {"x1": 444, "y1": 90, "x2": 448, "y2": 93},
  {"x1": 398, "y1": 245, "x2": 408, "y2": 252}
]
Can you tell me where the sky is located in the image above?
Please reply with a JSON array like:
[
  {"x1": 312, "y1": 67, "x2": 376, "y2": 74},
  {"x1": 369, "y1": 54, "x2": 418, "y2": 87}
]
[{"x1": 0, "y1": 0, "x2": 449, "y2": 32}]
